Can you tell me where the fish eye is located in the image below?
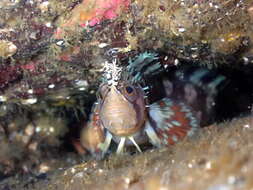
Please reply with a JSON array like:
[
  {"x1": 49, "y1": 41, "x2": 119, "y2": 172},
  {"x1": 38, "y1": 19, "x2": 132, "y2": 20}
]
[
  {"x1": 122, "y1": 84, "x2": 139, "y2": 102},
  {"x1": 125, "y1": 86, "x2": 134, "y2": 94}
]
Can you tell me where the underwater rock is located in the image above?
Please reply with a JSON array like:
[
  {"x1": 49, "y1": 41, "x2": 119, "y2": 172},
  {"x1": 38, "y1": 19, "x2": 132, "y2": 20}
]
[
  {"x1": 1, "y1": 116, "x2": 252, "y2": 190},
  {"x1": 44, "y1": 117, "x2": 253, "y2": 190},
  {"x1": 0, "y1": 0, "x2": 253, "y2": 188},
  {"x1": 0, "y1": 0, "x2": 252, "y2": 103}
]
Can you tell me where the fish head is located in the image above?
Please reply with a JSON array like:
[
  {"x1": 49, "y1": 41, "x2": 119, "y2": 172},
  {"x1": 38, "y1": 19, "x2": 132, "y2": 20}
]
[{"x1": 97, "y1": 81, "x2": 147, "y2": 136}]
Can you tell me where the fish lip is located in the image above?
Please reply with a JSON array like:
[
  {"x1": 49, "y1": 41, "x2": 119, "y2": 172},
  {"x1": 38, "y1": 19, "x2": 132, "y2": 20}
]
[
  {"x1": 104, "y1": 109, "x2": 125, "y2": 114},
  {"x1": 102, "y1": 120, "x2": 139, "y2": 136}
]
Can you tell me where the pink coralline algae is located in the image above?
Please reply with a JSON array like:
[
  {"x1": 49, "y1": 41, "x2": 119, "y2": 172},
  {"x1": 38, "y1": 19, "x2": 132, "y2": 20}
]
[
  {"x1": 54, "y1": 0, "x2": 130, "y2": 39},
  {"x1": 87, "y1": 0, "x2": 130, "y2": 27}
]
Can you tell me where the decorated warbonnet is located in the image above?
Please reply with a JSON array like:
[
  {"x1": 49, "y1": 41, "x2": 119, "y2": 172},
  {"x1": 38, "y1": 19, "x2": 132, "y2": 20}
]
[{"x1": 80, "y1": 52, "x2": 226, "y2": 159}]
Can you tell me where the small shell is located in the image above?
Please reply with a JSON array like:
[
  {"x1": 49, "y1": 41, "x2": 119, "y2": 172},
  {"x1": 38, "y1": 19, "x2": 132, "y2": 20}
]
[{"x1": 0, "y1": 40, "x2": 17, "y2": 58}]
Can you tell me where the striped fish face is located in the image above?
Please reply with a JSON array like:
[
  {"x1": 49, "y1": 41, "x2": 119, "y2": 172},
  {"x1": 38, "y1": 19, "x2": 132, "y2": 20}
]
[
  {"x1": 98, "y1": 81, "x2": 147, "y2": 137},
  {"x1": 162, "y1": 67, "x2": 227, "y2": 126},
  {"x1": 145, "y1": 66, "x2": 227, "y2": 147},
  {"x1": 80, "y1": 54, "x2": 161, "y2": 157}
]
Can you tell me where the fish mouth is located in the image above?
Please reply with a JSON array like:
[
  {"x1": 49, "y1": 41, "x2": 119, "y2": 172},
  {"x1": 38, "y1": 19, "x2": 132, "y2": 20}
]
[
  {"x1": 103, "y1": 123, "x2": 138, "y2": 136},
  {"x1": 105, "y1": 109, "x2": 127, "y2": 115},
  {"x1": 101, "y1": 109, "x2": 137, "y2": 127}
]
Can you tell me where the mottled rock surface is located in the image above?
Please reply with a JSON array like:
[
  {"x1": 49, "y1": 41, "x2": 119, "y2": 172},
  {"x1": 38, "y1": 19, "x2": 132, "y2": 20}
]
[{"x1": 0, "y1": 0, "x2": 253, "y2": 189}]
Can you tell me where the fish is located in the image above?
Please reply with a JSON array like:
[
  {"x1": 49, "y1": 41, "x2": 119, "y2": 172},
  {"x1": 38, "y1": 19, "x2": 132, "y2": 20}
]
[{"x1": 80, "y1": 52, "x2": 227, "y2": 159}]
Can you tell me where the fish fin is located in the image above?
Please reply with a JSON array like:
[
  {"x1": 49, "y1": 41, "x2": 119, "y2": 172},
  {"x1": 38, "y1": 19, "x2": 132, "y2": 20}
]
[
  {"x1": 145, "y1": 98, "x2": 199, "y2": 146},
  {"x1": 128, "y1": 136, "x2": 142, "y2": 153},
  {"x1": 126, "y1": 52, "x2": 163, "y2": 82},
  {"x1": 116, "y1": 137, "x2": 126, "y2": 154},
  {"x1": 145, "y1": 120, "x2": 162, "y2": 147},
  {"x1": 98, "y1": 131, "x2": 112, "y2": 158},
  {"x1": 115, "y1": 136, "x2": 142, "y2": 155}
]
